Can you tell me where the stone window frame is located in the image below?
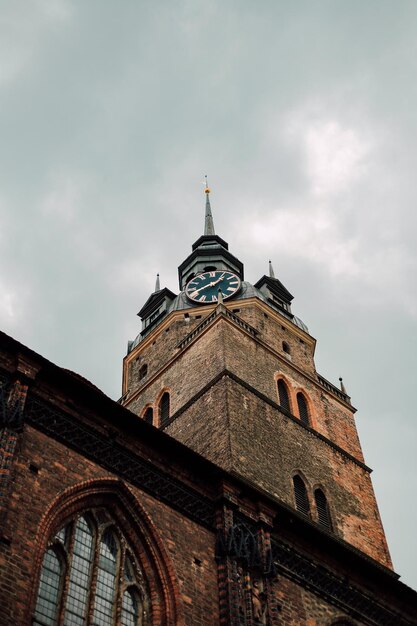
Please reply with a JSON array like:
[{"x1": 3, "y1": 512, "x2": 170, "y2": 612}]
[
  {"x1": 32, "y1": 509, "x2": 150, "y2": 626},
  {"x1": 28, "y1": 479, "x2": 180, "y2": 626}
]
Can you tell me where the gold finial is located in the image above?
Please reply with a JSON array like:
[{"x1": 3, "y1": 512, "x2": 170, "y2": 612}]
[{"x1": 204, "y1": 174, "x2": 211, "y2": 194}]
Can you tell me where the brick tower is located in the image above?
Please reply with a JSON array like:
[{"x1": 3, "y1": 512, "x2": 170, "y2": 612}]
[{"x1": 122, "y1": 186, "x2": 392, "y2": 570}]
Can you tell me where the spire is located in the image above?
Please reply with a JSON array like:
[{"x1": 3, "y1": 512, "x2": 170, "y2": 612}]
[
  {"x1": 204, "y1": 175, "x2": 215, "y2": 236},
  {"x1": 269, "y1": 260, "x2": 275, "y2": 279},
  {"x1": 155, "y1": 273, "x2": 160, "y2": 292}
]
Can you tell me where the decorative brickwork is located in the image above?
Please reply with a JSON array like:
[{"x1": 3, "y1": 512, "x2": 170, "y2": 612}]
[{"x1": 26, "y1": 394, "x2": 214, "y2": 528}]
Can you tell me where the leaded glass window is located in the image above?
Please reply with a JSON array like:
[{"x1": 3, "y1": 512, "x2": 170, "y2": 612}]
[
  {"x1": 64, "y1": 516, "x2": 93, "y2": 625},
  {"x1": 121, "y1": 590, "x2": 139, "y2": 626},
  {"x1": 33, "y1": 548, "x2": 63, "y2": 626},
  {"x1": 92, "y1": 530, "x2": 118, "y2": 625},
  {"x1": 33, "y1": 509, "x2": 150, "y2": 626}
]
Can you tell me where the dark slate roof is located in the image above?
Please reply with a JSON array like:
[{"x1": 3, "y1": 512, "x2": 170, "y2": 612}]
[{"x1": 137, "y1": 287, "x2": 177, "y2": 319}]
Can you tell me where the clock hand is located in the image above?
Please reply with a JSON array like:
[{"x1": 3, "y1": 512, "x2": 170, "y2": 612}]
[
  {"x1": 190, "y1": 282, "x2": 213, "y2": 295},
  {"x1": 212, "y1": 273, "x2": 226, "y2": 286}
]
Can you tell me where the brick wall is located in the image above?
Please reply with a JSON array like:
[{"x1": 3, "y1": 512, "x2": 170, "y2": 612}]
[{"x1": 0, "y1": 425, "x2": 219, "y2": 625}]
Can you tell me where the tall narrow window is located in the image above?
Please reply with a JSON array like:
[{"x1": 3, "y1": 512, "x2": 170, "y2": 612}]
[
  {"x1": 297, "y1": 392, "x2": 309, "y2": 426},
  {"x1": 92, "y1": 530, "x2": 118, "y2": 625},
  {"x1": 143, "y1": 407, "x2": 153, "y2": 425},
  {"x1": 277, "y1": 380, "x2": 291, "y2": 413},
  {"x1": 315, "y1": 488, "x2": 332, "y2": 531},
  {"x1": 293, "y1": 475, "x2": 310, "y2": 516},
  {"x1": 33, "y1": 510, "x2": 149, "y2": 626},
  {"x1": 33, "y1": 548, "x2": 63, "y2": 626},
  {"x1": 159, "y1": 392, "x2": 170, "y2": 427},
  {"x1": 64, "y1": 515, "x2": 93, "y2": 624}
]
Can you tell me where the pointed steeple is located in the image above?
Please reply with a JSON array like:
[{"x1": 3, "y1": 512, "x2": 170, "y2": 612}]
[
  {"x1": 155, "y1": 273, "x2": 161, "y2": 292},
  {"x1": 204, "y1": 176, "x2": 215, "y2": 236},
  {"x1": 177, "y1": 182, "x2": 244, "y2": 290},
  {"x1": 269, "y1": 260, "x2": 275, "y2": 279}
]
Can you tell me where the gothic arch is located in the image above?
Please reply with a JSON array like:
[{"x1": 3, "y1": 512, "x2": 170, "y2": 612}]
[
  {"x1": 293, "y1": 387, "x2": 316, "y2": 428},
  {"x1": 155, "y1": 387, "x2": 172, "y2": 427},
  {"x1": 28, "y1": 478, "x2": 183, "y2": 626},
  {"x1": 291, "y1": 471, "x2": 311, "y2": 517},
  {"x1": 274, "y1": 373, "x2": 294, "y2": 414},
  {"x1": 141, "y1": 403, "x2": 155, "y2": 425},
  {"x1": 312, "y1": 483, "x2": 334, "y2": 532}
]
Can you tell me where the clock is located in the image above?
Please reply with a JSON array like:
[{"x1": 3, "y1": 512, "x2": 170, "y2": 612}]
[{"x1": 185, "y1": 270, "x2": 241, "y2": 304}]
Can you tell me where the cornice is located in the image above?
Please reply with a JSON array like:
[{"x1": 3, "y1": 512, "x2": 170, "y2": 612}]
[
  {"x1": 26, "y1": 393, "x2": 215, "y2": 528},
  {"x1": 161, "y1": 368, "x2": 370, "y2": 472},
  {"x1": 123, "y1": 300, "x2": 354, "y2": 414}
]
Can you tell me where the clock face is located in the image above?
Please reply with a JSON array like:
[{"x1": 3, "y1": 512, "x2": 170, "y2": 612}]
[{"x1": 186, "y1": 271, "x2": 241, "y2": 304}]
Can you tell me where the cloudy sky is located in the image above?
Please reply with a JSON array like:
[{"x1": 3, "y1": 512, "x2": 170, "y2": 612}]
[{"x1": 1, "y1": 0, "x2": 417, "y2": 589}]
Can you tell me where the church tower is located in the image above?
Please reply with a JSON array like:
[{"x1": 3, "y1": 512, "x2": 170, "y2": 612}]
[
  {"x1": 2, "y1": 185, "x2": 416, "y2": 626},
  {"x1": 122, "y1": 187, "x2": 392, "y2": 570}
]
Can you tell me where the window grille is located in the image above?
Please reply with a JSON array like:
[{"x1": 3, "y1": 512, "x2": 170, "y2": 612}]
[
  {"x1": 297, "y1": 393, "x2": 309, "y2": 426},
  {"x1": 277, "y1": 380, "x2": 291, "y2": 413},
  {"x1": 315, "y1": 488, "x2": 333, "y2": 531},
  {"x1": 33, "y1": 549, "x2": 62, "y2": 626},
  {"x1": 143, "y1": 407, "x2": 153, "y2": 425},
  {"x1": 293, "y1": 475, "x2": 310, "y2": 516},
  {"x1": 159, "y1": 392, "x2": 170, "y2": 427},
  {"x1": 33, "y1": 511, "x2": 149, "y2": 626}
]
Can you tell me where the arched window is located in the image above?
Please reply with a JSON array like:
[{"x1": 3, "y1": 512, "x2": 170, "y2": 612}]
[
  {"x1": 277, "y1": 379, "x2": 291, "y2": 413},
  {"x1": 292, "y1": 475, "x2": 310, "y2": 517},
  {"x1": 159, "y1": 392, "x2": 170, "y2": 427},
  {"x1": 314, "y1": 488, "x2": 333, "y2": 531},
  {"x1": 143, "y1": 406, "x2": 153, "y2": 425},
  {"x1": 33, "y1": 511, "x2": 150, "y2": 626},
  {"x1": 297, "y1": 392, "x2": 309, "y2": 426}
]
